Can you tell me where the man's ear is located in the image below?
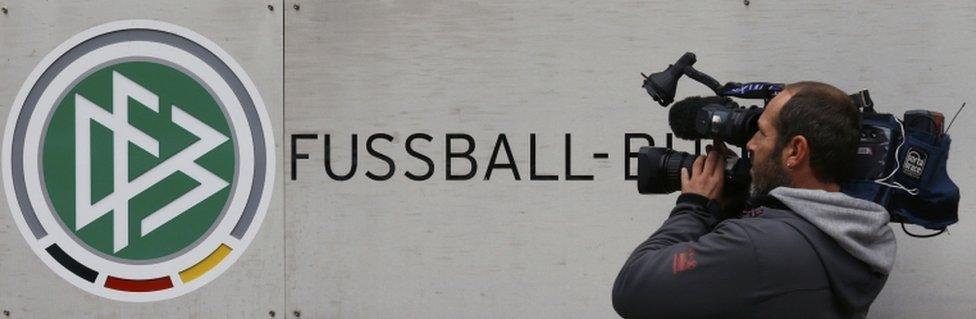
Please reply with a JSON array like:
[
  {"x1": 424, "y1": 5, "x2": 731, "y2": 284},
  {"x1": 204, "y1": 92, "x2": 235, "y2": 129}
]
[{"x1": 783, "y1": 135, "x2": 809, "y2": 168}]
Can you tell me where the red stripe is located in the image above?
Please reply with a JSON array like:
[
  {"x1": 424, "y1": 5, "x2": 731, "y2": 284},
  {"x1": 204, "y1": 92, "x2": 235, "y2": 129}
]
[{"x1": 105, "y1": 276, "x2": 173, "y2": 292}]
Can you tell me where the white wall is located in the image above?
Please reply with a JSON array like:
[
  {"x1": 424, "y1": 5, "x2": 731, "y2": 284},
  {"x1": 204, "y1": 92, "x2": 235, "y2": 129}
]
[{"x1": 3, "y1": 0, "x2": 976, "y2": 318}]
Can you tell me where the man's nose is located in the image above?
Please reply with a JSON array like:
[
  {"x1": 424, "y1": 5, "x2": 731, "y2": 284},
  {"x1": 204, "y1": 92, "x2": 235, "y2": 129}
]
[{"x1": 746, "y1": 135, "x2": 757, "y2": 152}]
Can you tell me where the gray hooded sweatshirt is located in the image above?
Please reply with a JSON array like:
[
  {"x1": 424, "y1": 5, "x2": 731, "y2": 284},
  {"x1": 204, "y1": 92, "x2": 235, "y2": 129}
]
[
  {"x1": 770, "y1": 187, "x2": 897, "y2": 274},
  {"x1": 613, "y1": 187, "x2": 897, "y2": 319}
]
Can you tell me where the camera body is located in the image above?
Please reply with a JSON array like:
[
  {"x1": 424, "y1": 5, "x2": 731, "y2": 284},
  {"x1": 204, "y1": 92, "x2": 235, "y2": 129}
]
[
  {"x1": 668, "y1": 96, "x2": 763, "y2": 147},
  {"x1": 851, "y1": 122, "x2": 895, "y2": 180},
  {"x1": 637, "y1": 53, "x2": 960, "y2": 232}
]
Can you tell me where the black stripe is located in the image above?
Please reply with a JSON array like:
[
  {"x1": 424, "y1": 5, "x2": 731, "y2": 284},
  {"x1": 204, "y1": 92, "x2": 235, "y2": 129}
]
[{"x1": 45, "y1": 244, "x2": 97, "y2": 283}]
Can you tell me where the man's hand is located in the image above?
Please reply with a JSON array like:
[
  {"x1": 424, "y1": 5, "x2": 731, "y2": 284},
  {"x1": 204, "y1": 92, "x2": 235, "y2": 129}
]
[{"x1": 680, "y1": 142, "x2": 728, "y2": 201}]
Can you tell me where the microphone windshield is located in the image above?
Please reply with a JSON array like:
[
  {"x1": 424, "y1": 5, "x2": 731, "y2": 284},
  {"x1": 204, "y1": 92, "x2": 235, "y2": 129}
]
[{"x1": 669, "y1": 96, "x2": 731, "y2": 140}]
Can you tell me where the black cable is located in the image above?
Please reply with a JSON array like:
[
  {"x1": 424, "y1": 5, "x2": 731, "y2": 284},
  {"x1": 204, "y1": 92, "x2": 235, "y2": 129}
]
[{"x1": 900, "y1": 223, "x2": 946, "y2": 238}]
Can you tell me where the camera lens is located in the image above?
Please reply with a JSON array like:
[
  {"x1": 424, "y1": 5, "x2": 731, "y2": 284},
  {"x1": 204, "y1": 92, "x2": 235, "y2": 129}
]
[
  {"x1": 637, "y1": 146, "x2": 752, "y2": 194},
  {"x1": 637, "y1": 147, "x2": 696, "y2": 194}
]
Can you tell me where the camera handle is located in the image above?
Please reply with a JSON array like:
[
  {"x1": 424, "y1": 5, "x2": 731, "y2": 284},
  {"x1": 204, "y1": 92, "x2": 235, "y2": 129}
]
[
  {"x1": 643, "y1": 52, "x2": 784, "y2": 107},
  {"x1": 682, "y1": 64, "x2": 724, "y2": 95},
  {"x1": 850, "y1": 89, "x2": 875, "y2": 113}
]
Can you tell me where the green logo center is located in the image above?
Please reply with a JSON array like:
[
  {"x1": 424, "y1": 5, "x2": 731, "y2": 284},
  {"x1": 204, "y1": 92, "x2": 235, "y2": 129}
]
[{"x1": 42, "y1": 61, "x2": 235, "y2": 261}]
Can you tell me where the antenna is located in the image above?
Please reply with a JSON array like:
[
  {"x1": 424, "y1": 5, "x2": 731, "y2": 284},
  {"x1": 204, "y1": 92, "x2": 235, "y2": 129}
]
[{"x1": 944, "y1": 102, "x2": 967, "y2": 134}]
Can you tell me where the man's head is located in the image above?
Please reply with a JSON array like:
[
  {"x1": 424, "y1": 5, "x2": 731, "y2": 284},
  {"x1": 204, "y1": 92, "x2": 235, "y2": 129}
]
[{"x1": 745, "y1": 81, "x2": 861, "y2": 196}]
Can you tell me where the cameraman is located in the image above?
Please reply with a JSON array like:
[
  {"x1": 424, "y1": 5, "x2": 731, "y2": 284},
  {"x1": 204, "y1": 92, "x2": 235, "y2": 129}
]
[{"x1": 612, "y1": 82, "x2": 896, "y2": 318}]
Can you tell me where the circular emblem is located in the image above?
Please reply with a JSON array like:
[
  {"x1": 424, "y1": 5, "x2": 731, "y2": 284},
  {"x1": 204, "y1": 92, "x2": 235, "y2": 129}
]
[{"x1": 2, "y1": 20, "x2": 275, "y2": 302}]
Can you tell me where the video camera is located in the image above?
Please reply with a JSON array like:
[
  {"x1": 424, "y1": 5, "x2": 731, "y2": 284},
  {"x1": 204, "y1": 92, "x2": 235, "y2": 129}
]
[{"x1": 637, "y1": 52, "x2": 961, "y2": 235}]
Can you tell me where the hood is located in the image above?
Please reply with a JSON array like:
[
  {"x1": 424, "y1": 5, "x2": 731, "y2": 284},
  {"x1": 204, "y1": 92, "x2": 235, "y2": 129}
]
[{"x1": 770, "y1": 187, "x2": 897, "y2": 274}]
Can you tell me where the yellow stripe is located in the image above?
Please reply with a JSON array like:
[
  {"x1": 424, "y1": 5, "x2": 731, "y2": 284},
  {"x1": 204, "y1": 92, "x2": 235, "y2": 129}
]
[{"x1": 179, "y1": 244, "x2": 232, "y2": 283}]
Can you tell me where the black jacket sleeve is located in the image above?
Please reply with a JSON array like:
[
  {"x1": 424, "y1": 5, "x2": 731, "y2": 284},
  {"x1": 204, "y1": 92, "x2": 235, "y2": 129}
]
[{"x1": 612, "y1": 194, "x2": 762, "y2": 319}]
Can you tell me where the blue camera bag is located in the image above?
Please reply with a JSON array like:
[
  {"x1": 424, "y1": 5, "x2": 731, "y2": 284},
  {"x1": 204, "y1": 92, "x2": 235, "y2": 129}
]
[{"x1": 840, "y1": 112, "x2": 959, "y2": 231}]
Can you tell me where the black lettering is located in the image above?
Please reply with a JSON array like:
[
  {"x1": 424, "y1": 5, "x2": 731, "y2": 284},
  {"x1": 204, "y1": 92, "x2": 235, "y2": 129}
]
[
  {"x1": 405, "y1": 133, "x2": 434, "y2": 181},
  {"x1": 366, "y1": 133, "x2": 395, "y2": 181},
  {"x1": 485, "y1": 134, "x2": 521, "y2": 180},
  {"x1": 291, "y1": 134, "x2": 318, "y2": 181},
  {"x1": 530, "y1": 134, "x2": 558, "y2": 181},
  {"x1": 324, "y1": 134, "x2": 358, "y2": 181},
  {"x1": 446, "y1": 133, "x2": 477, "y2": 180},
  {"x1": 625, "y1": 133, "x2": 655, "y2": 180},
  {"x1": 565, "y1": 133, "x2": 594, "y2": 181}
]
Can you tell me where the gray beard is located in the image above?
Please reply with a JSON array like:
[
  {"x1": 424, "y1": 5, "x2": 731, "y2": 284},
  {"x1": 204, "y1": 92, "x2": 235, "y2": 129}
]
[{"x1": 750, "y1": 154, "x2": 792, "y2": 197}]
